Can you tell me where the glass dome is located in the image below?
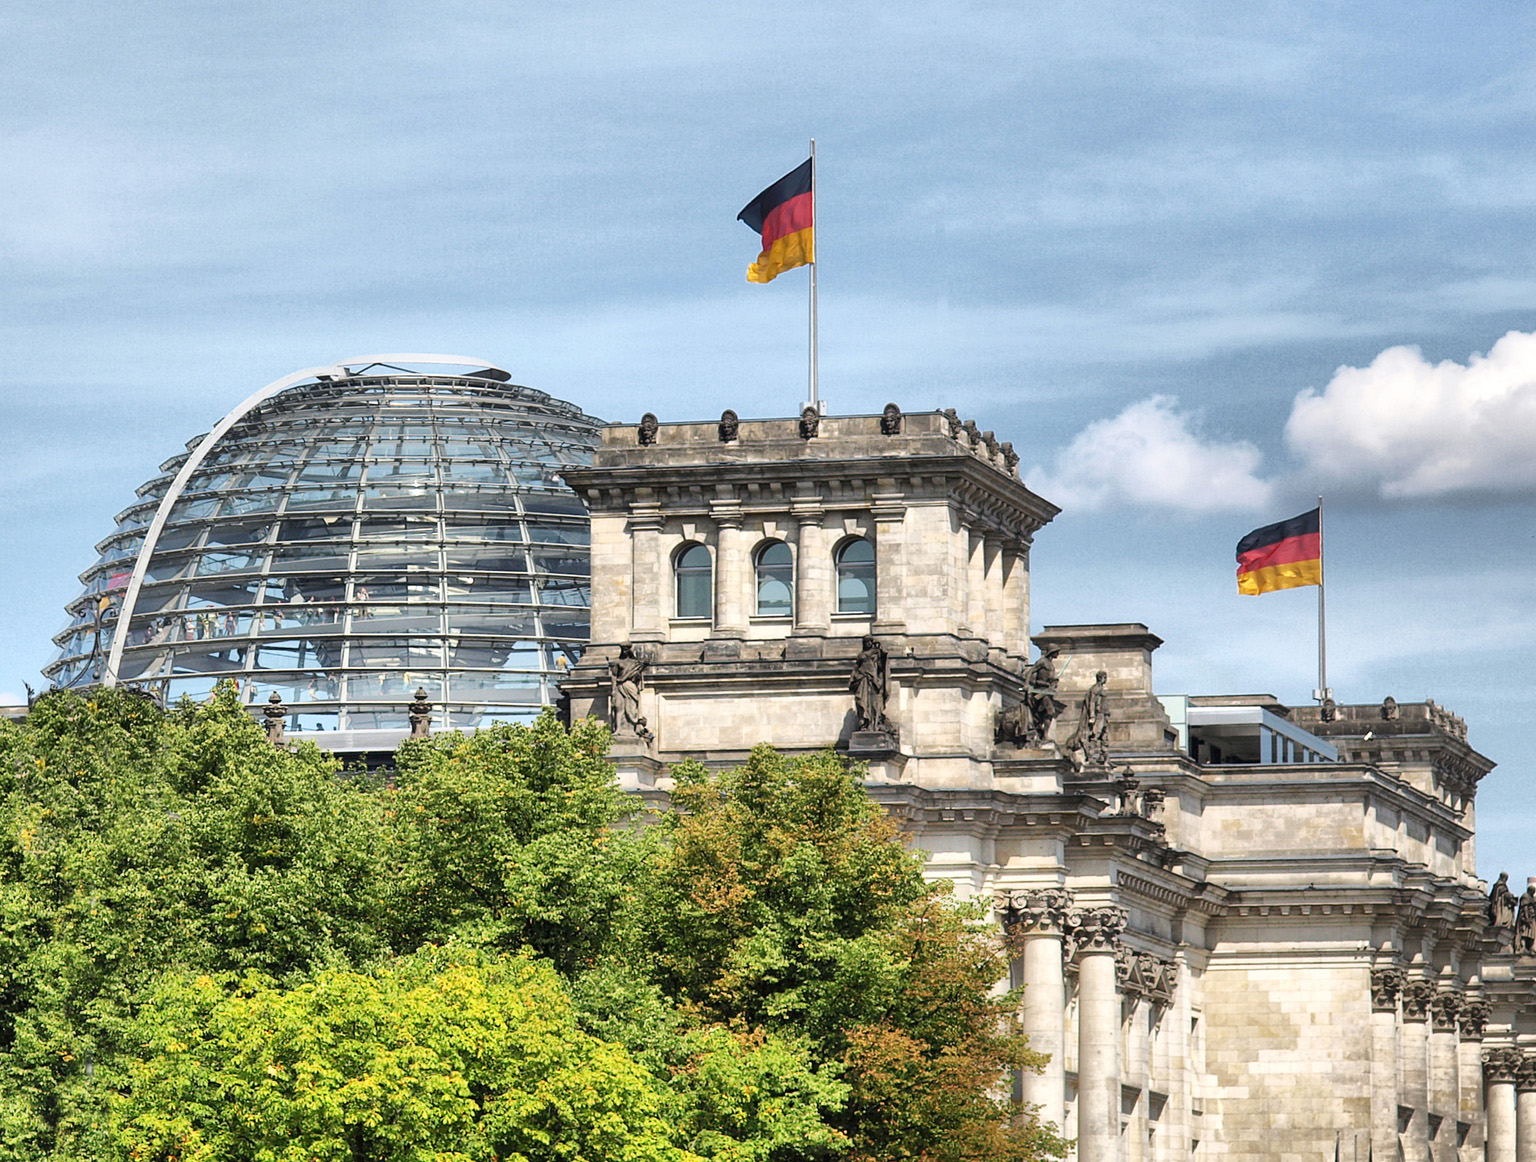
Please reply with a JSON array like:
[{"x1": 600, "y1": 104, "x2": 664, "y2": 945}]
[{"x1": 45, "y1": 357, "x2": 602, "y2": 743}]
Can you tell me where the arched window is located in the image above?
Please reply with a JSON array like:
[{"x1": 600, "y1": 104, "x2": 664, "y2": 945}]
[
  {"x1": 836, "y1": 537, "x2": 875, "y2": 614},
  {"x1": 674, "y1": 542, "x2": 713, "y2": 619},
  {"x1": 754, "y1": 540, "x2": 793, "y2": 617}
]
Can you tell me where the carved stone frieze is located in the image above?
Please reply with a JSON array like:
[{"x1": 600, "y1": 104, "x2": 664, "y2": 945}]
[
  {"x1": 1461, "y1": 1000, "x2": 1490, "y2": 1041},
  {"x1": 1401, "y1": 979, "x2": 1436, "y2": 1022},
  {"x1": 1370, "y1": 967, "x2": 1404, "y2": 1012},
  {"x1": 996, "y1": 887, "x2": 1073, "y2": 935},
  {"x1": 1431, "y1": 989, "x2": 1462, "y2": 1032},
  {"x1": 1063, "y1": 905, "x2": 1128, "y2": 959},
  {"x1": 1484, "y1": 1046, "x2": 1522, "y2": 1083}
]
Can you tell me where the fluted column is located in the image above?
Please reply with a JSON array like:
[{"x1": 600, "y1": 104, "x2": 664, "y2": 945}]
[
  {"x1": 1430, "y1": 990, "x2": 1460, "y2": 1162},
  {"x1": 1401, "y1": 980, "x2": 1434, "y2": 1162},
  {"x1": 792, "y1": 509, "x2": 829, "y2": 636},
  {"x1": 1371, "y1": 968, "x2": 1404, "y2": 1162},
  {"x1": 1517, "y1": 1055, "x2": 1536, "y2": 1162},
  {"x1": 1487, "y1": 1048, "x2": 1521, "y2": 1162},
  {"x1": 713, "y1": 512, "x2": 746, "y2": 637},
  {"x1": 1071, "y1": 906, "x2": 1127, "y2": 1162},
  {"x1": 998, "y1": 888, "x2": 1071, "y2": 1133},
  {"x1": 1461, "y1": 1000, "x2": 1489, "y2": 1162}
]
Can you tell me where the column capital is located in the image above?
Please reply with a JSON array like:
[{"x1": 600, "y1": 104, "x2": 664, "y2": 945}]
[
  {"x1": 1432, "y1": 988, "x2": 1462, "y2": 1032},
  {"x1": 1115, "y1": 948, "x2": 1176, "y2": 1003},
  {"x1": 997, "y1": 887, "x2": 1073, "y2": 935},
  {"x1": 1484, "y1": 1046, "x2": 1523, "y2": 1083},
  {"x1": 1371, "y1": 966, "x2": 1405, "y2": 1011},
  {"x1": 1402, "y1": 978, "x2": 1436, "y2": 1022},
  {"x1": 1462, "y1": 999, "x2": 1491, "y2": 1041},
  {"x1": 1517, "y1": 1053, "x2": 1536, "y2": 1092},
  {"x1": 1065, "y1": 905, "x2": 1128, "y2": 958}
]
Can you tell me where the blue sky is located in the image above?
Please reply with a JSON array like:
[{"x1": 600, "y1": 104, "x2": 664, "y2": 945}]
[{"x1": 5, "y1": 2, "x2": 1535, "y2": 877}]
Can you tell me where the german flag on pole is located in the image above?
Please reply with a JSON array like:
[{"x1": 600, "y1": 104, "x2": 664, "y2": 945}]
[
  {"x1": 1236, "y1": 508, "x2": 1322, "y2": 595},
  {"x1": 738, "y1": 158, "x2": 813, "y2": 284}
]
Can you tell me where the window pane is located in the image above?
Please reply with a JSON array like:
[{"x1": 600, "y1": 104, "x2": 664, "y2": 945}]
[
  {"x1": 675, "y1": 544, "x2": 712, "y2": 619},
  {"x1": 755, "y1": 540, "x2": 793, "y2": 617},
  {"x1": 836, "y1": 539, "x2": 876, "y2": 614}
]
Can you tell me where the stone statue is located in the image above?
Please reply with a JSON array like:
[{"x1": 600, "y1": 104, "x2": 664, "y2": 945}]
[
  {"x1": 1490, "y1": 871, "x2": 1518, "y2": 929},
  {"x1": 409, "y1": 687, "x2": 432, "y2": 738},
  {"x1": 799, "y1": 405, "x2": 820, "y2": 439},
  {"x1": 1067, "y1": 671, "x2": 1110, "y2": 770},
  {"x1": 608, "y1": 644, "x2": 655, "y2": 744},
  {"x1": 718, "y1": 409, "x2": 739, "y2": 442},
  {"x1": 1518, "y1": 884, "x2": 1536, "y2": 956},
  {"x1": 263, "y1": 691, "x2": 286, "y2": 745},
  {"x1": 880, "y1": 403, "x2": 902, "y2": 435},
  {"x1": 1022, "y1": 648, "x2": 1067, "y2": 743},
  {"x1": 1320, "y1": 696, "x2": 1338, "y2": 722},
  {"x1": 638, "y1": 413, "x2": 659, "y2": 445},
  {"x1": 1381, "y1": 695, "x2": 1399, "y2": 720},
  {"x1": 849, "y1": 635, "x2": 891, "y2": 733}
]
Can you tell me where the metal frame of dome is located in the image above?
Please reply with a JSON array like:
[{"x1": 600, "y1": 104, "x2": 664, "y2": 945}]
[{"x1": 45, "y1": 356, "x2": 602, "y2": 745}]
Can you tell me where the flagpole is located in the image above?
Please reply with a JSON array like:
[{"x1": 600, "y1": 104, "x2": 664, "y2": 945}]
[
  {"x1": 807, "y1": 138, "x2": 819, "y2": 413},
  {"x1": 1317, "y1": 494, "x2": 1328, "y2": 704}
]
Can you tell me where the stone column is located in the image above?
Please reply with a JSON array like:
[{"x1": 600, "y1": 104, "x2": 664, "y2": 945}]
[
  {"x1": 1517, "y1": 1055, "x2": 1536, "y2": 1162},
  {"x1": 1401, "y1": 979, "x2": 1434, "y2": 1162},
  {"x1": 1071, "y1": 906, "x2": 1127, "y2": 1162},
  {"x1": 870, "y1": 493, "x2": 906, "y2": 636},
  {"x1": 1371, "y1": 968, "x2": 1404, "y2": 1162},
  {"x1": 792, "y1": 508, "x2": 829, "y2": 637},
  {"x1": 999, "y1": 888, "x2": 1071, "y2": 1134},
  {"x1": 713, "y1": 511, "x2": 747, "y2": 638},
  {"x1": 1461, "y1": 1000, "x2": 1490, "y2": 1162},
  {"x1": 965, "y1": 530, "x2": 987, "y2": 640},
  {"x1": 1486, "y1": 1049, "x2": 1521, "y2": 1162},
  {"x1": 983, "y1": 534, "x2": 1005, "y2": 653},
  {"x1": 628, "y1": 504, "x2": 664, "y2": 641},
  {"x1": 1001, "y1": 542, "x2": 1029, "y2": 659},
  {"x1": 1430, "y1": 990, "x2": 1460, "y2": 1162}
]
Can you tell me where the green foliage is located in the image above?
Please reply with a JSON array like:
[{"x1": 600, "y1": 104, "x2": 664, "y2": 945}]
[{"x1": 107, "y1": 948, "x2": 689, "y2": 1162}]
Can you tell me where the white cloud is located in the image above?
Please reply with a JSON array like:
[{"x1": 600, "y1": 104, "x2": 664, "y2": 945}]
[
  {"x1": 1028, "y1": 395, "x2": 1274, "y2": 512},
  {"x1": 1285, "y1": 329, "x2": 1536, "y2": 497}
]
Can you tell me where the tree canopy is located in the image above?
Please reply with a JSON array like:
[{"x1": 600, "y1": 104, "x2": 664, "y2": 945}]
[{"x1": 0, "y1": 684, "x2": 1066, "y2": 1162}]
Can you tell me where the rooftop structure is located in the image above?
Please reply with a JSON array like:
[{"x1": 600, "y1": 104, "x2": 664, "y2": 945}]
[{"x1": 45, "y1": 356, "x2": 601, "y2": 747}]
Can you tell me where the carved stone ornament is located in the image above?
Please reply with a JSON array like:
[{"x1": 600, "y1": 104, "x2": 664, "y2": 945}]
[
  {"x1": 1063, "y1": 905, "x2": 1128, "y2": 959},
  {"x1": 982, "y1": 430, "x2": 999, "y2": 459},
  {"x1": 1484, "y1": 1046, "x2": 1523, "y2": 1083},
  {"x1": 263, "y1": 691, "x2": 286, "y2": 745},
  {"x1": 1320, "y1": 697, "x2": 1339, "y2": 722},
  {"x1": 718, "y1": 409, "x2": 739, "y2": 442},
  {"x1": 1432, "y1": 989, "x2": 1462, "y2": 1032},
  {"x1": 880, "y1": 403, "x2": 902, "y2": 435},
  {"x1": 1461, "y1": 999, "x2": 1490, "y2": 1041},
  {"x1": 962, "y1": 419, "x2": 983, "y2": 448},
  {"x1": 996, "y1": 887, "x2": 1072, "y2": 935},
  {"x1": 1401, "y1": 979, "x2": 1436, "y2": 1022},
  {"x1": 1517, "y1": 1053, "x2": 1536, "y2": 1092},
  {"x1": 638, "y1": 412, "x2": 659, "y2": 445},
  {"x1": 1381, "y1": 695, "x2": 1399, "y2": 720},
  {"x1": 942, "y1": 408, "x2": 963, "y2": 438},
  {"x1": 1001, "y1": 441, "x2": 1020, "y2": 476},
  {"x1": 408, "y1": 687, "x2": 432, "y2": 738},
  {"x1": 1370, "y1": 967, "x2": 1405, "y2": 1011},
  {"x1": 1116, "y1": 948, "x2": 1176, "y2": 1003},
  {"x1": 799, "y1": 406, "x2": 820, "y2": 439}
]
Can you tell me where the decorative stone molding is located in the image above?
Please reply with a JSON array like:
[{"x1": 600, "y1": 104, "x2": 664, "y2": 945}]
[
  {"x1": 1371, "y1": 967, "x2": 1404, "y2": 1011},
  {"x1": 1063, "y1": 905, "x2": 1128, "y2": 960},
  {"x1": 1461, "y1": 1000, "x2": 1490, "y2": 1041},
  {"x1": 996, "y1": 888, "x2": 1073, "y2": 935},
  {"x1": 1431, "y1": 989, "x2": 1462, "y2": 1032},
  {"x1": 1484, "y1": 1046, "x2": 1522, "y2": 1083},
  {"x1": 1517, "y1": 1054, "x2": 1536, "y2": 1093},
  {"x1": 1115, "y1": 948, "x2": 1177, "y2": 1003},
  {"x1": 1401, "y1": 979, "x2": 1436, "y2": 1022}
]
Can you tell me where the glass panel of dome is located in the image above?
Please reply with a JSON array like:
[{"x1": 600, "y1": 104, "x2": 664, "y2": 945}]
[{"x1": 220, "y1": 491, "x2": 284, "y2": 517}]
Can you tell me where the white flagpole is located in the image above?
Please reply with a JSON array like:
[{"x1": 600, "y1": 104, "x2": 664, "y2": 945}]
[
  {"x1": 1317, "y1": 494, "x2": 1329, "y2": 704},
  {"x1": 808, "y1": 138, "x2": 819, "y2": 414}
]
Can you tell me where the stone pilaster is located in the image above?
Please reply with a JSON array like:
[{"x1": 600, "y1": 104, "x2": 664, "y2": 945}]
[
  {"x1": 983, "y1": 534, "x2": 1005, "y2": 652},
  {"x1": 1001, "y1": 542, "x2": 1029, "y2": 658},
  {"x1": 629, "y1": 504, "x2": 664, "y2": 640},
  {"x1": 713, "y1": 511, "x2": 746, "y2": 637},
  {"x1": 965, "y1": 528, "x2": 986, "y2": 639},
  {"x1": 1401, "y1": 979, "x2": 1435, "y2": 1162},
  {"x1": 791, "y1": 508, "x2": 829, "y2": 637},
  {"x1": 1371, "y1": 968, "x2": 1404, "y2": 1162},
  {"x1": 999, "y1": 888, "x2": 1071, "y2": 1132},
  {"x1": 1430, "y1": 990, "x2": 1461, "y2": 1162},
  {"x1": 869, "y1": 494, "x2": 906, "y2": 635},
  {"x1": 1069, "y1": 906, "x2": 1127, "y2": 1162},
  {"x1": 1484, "y1": 1047, "x2": 1521, "y2": 1162}
]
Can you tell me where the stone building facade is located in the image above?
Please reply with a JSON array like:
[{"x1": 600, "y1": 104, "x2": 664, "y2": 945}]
[{"x1": 560, "y1": 408, "x2": 1509, "y2": 1162}]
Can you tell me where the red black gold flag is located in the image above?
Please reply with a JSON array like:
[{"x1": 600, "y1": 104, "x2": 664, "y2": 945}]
[
  {"x1": 738, "y1": 158, "x2": 813, "y2": 284},
  {"x1": 1235, "y1": 508, "x2": 1322, "y2": 595}
]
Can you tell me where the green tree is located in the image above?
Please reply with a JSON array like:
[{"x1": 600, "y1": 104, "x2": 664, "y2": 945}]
[
  {"x1": 637, "y1": 747, "x2": 1066, "y2": 1162},
  {"x1": 106, "y1": 948, "x2": 690, "y2": 1162}
]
